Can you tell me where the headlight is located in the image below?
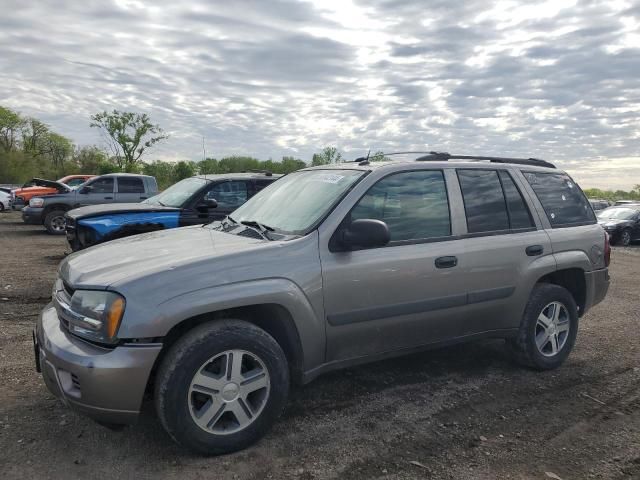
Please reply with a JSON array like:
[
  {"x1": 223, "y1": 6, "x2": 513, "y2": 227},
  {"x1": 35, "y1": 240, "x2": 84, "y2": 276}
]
[
  {"x1": 30, "y1": 197, "x2": 44, "y2": 208},
  {"x1": 66, "y1": 290, "x2": 126, "y2": 344}
]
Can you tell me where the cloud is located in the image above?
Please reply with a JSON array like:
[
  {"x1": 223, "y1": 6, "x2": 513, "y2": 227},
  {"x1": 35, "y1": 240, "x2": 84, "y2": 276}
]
[{"x1": 0, "y1": 0, "x2": 638, "y2": 189}]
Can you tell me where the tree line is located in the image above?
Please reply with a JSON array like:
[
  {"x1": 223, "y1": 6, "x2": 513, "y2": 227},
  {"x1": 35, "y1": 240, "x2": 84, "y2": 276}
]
[
  {"x1": 3, "y1": 105, "x2": 638, "y2": 198},
  {"x1": 0, "y1": 106, "x2": 351, "y2": 189}
]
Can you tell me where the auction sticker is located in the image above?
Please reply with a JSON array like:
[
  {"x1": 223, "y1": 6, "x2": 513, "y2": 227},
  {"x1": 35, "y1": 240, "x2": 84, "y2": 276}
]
[{"x1": 311, "y1": 173, "x2": 345, "y2": 184}]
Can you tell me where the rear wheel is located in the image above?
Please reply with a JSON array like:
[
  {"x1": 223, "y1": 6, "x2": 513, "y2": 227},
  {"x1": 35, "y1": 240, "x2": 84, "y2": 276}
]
[
  {"x1": 44, "y1": 210, "x2": 67, "y2": 235},
  {"x1": 621, "y1": 229, "x2": 632, "y2": 247},
  {"x1": 154, "y1": 319, "x2": 289, "y2": 455},
  {"x1": 507, "y1": 283, "x2": 578, "y2": 370}
]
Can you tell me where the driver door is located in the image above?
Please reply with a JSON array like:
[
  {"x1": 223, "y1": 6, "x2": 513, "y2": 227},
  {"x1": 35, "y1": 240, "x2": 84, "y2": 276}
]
[
  {"x1": 180, "y1": 180, "x2": 250, "y2": 226},
  {"x1": 77, "y1": 177, "x2": 115, "y2": 206}
]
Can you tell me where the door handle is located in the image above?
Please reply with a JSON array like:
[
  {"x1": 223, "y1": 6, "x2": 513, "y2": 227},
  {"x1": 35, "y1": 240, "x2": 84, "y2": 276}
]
[
  {"x1": 435, "y1": 256, "x2": 458, "y2": 269},
  {"x1": 140, "y1": 197, "x2": 148, "y2": 200},
  {"x1": 526, "y1": 245, "x2": 544, "y2": 256},
  {"x1": 104, "y1": 196, "x2": 113, "y2": 200}
]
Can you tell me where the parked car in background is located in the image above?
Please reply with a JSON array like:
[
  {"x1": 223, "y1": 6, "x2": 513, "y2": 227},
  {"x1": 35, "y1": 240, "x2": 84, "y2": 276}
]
[
  {"x1": 35, "y1": 153, "x2": 609, "y2": 455},
  {"x1": 11, "y1": 175, "x2": 95, "y2": 209},
  {"x1": 0, "y1": 189, "x2": 11, "y2": 211},
  {"x1": 597, "y1": 205, "x2": 640, "y2": 246},
  {"x1": 21, "y1": 173, "x2": 157, "y2": 234},
  {"x1": 614, "y1": 200, "x2": 638, "y2": 206},
  {"x1": 66, "y1": 172, "x2": 281, "y2": 251},
  {"x1": 588, "y1": 199, "x2": 610, "y2": 212}
]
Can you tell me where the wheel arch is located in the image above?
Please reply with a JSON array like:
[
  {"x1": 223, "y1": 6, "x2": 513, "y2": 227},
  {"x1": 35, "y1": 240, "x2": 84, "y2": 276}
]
[
  {"x1": 536, "y1": 267, "x2": 587, "y2": 317},
  {"x1": 147, "y1": 302, "x2": 306, "y2": 394}
]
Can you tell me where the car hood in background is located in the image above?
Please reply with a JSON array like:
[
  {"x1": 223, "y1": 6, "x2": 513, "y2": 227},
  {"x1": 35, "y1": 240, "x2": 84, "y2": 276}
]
[
  {"x1": 67, "y1": 203, "x2": 179, "y2": 220},
  {"x1": 59, "y1": 226, "x2": 267, "y2": 288},
  {"x1": 21, "y1": 178, "x2": 70, "y2": 193},
  {"x1": 598, "y1": 219, "x2": 631, "y2": 228}
]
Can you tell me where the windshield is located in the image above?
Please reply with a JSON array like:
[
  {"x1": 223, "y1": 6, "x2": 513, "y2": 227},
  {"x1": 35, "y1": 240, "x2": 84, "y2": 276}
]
[
  {"x1": 229, "y1": 169, "x2": 365, "y2": 235},
  {"x1": 144, "y1": 177, "x2": 208, "y2": 207},
  {"x1": 598, "y1": 207, "x2": 637, "y2": 220}
]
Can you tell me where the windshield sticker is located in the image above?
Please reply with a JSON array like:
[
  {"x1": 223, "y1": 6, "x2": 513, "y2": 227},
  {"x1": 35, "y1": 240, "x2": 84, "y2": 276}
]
[{"x1": 311, "y1": 173, "x2": 345, "y2": 184}]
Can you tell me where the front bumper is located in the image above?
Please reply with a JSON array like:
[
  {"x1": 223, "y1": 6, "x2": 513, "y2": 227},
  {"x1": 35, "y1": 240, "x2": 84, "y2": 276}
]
[
  {"x1": 35, "y1": 304, "x2": 162, "y2": 424},
  {"x1": 11, "y1": 197, "x2": 25, "y2": 210},
  {"x1": 22, "y1": 206, "x2": 44, "y2": 224}
]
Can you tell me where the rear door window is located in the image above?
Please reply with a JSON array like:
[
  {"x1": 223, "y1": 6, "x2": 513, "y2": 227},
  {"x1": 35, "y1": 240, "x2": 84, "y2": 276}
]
[
  {"x1": 523, "y1": 172, "x2": 595, "y2": 227},
  {"x1": 117, "y1": 177, "x2": 145, "y2": 193},
  {"x1": 457, "y1": 170, "x2": 509, "y2": 233},
  {"x1": 498, "y1": 171, "x2": 534, "y2": 229}
]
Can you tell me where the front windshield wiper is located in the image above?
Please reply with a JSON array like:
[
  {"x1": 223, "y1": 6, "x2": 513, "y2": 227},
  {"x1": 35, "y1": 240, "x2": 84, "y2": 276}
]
[{"x1": 241, "y1": 220, "x2": 274, "y2": 232}]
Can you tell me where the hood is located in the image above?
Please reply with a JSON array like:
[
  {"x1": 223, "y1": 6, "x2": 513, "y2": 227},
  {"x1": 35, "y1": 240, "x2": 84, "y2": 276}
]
[
  {"x1": 67, "y1": 202, "x2": 179, "y2": 220},
  {"x1": 60, "y1": 225, "x2": 268, "y2": 288},
  {"x1": 19, "y1": 178, "x2": 70, "y2": 193},
  {"x1": 597, "y1": 218, "x2": 630, "y2": 228}
]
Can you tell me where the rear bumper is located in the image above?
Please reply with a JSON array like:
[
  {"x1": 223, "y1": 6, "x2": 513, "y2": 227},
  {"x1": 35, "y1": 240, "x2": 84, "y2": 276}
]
[
  {"x1": 35, "y1": 304, "x2": 162, "y2": 424},
  {"x1": 583, "y1": 267, "x2": 610, "y2": 314},
  {"x1": 22, "y1": 206, "x2": 44, "y2": 224}
]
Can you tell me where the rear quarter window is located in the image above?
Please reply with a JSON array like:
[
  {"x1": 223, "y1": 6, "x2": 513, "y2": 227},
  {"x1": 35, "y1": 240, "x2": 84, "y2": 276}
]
[{"x1": 523, "y1": 172, "x2": 596, "y2": 227}]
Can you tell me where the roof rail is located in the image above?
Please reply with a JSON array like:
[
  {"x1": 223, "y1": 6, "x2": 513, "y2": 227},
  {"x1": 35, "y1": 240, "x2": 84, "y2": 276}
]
[
  {"x1": 415, "y1": 152, "x2": 556, "y2": 169},
  {"x1": 241, "y1": 169, "x2": 273, "y2": 176}
]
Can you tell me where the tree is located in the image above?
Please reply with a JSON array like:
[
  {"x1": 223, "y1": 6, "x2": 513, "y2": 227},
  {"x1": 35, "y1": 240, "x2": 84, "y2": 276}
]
[
  {"x1": 90, "y1": 110, "x2": 168, "y2": 172},
  {"x1": 311, "y1": 146, "x2": 342, "y2": 166},
  {"x1": 21, "y1": 118, "x2": 50, "y2": 156},
  {"x1": 174, "y1": 160, "x2": 196, "y2": 181},
  {"x1": 73, "y1": 146, "x2": 108, "y2": 173},
  {"x1": 0, "y1": 106, "x2": 25, "y2": 152},
  {"x1": 370, "y1": 150, "x2": 390, "y2": 162},
  {"x1": 41, "y1": 132, "x2": 73, "y2": 170}
]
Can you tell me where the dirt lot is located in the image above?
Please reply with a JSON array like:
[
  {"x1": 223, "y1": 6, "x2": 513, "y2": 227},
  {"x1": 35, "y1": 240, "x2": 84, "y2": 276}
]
[{"x1": 0, "y1": 210, "x2": 638, "y2": 480}]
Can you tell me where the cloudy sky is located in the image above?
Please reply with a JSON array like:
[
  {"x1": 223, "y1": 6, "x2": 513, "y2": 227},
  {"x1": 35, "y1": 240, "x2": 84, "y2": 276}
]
[{"x1": 1, "y1": 0, "x2": 639, "y2": 189}]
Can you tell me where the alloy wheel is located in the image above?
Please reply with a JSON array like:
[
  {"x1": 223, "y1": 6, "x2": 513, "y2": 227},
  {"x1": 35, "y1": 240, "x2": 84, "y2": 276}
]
[
  {"x1": 188, "y1": 349, "x2": 270, "y2": 435},
  {"x1": 535, "y1": 301, "x2": 570, "y2": 357},
  {"x1": 50, "y1": 216, "x2": 66, "y2": 232}
]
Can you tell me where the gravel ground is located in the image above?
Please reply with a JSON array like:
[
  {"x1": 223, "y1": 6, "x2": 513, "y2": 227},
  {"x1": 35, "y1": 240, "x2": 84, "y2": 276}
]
[{"x1": 0, "y1": 210, "x2": 638, "y2": 480}]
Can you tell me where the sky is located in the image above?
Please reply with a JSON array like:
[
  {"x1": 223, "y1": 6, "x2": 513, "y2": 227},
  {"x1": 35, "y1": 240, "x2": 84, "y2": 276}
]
[{"x1": 1, "y1": 0, "x2": 639, "y2": 190}]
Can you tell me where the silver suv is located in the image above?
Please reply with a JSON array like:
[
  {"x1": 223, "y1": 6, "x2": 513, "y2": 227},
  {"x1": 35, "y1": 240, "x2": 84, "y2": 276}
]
[{"x1": 34, "y1": 153, "x2": 610, "y2": 454}]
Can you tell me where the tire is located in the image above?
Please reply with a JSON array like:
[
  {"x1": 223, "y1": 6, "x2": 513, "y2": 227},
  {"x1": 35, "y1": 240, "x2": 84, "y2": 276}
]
[
  {"x1": 620, "y1": 229, "x2": 632, "y2": 247},
  {"x1": 507, "y1": 283, "x2": 579, "y2": 370},
  {"x1": 44, "y1": 210, "x2": 67, "y2": 235},
  {"x1": 154, "y1": 319, "x2": 290, "y2": 455},
  {"x1": 0, "y1": 202, "x2": 4, "y2": 212}
]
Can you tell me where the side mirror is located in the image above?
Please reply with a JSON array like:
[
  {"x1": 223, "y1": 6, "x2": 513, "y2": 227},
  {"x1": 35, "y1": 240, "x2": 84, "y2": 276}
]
[
  {"x1": 79, "y1": 185, "x2": 92, "y2": 194},
  {"x1": 340, "y1": 219, "x2": 390, "y2": 250},
  {"x1": 198, "y1": 198, "x2": 218, "y2": 209}
]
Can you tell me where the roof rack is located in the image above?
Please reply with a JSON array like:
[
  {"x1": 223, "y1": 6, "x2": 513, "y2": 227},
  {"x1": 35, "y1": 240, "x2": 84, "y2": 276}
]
[
  {"x1": 415, "y1": 151, "x2": 555, "y2": 169},
  {"x1": 241, "y1": 169, "x2": 273, "y2": 176}
]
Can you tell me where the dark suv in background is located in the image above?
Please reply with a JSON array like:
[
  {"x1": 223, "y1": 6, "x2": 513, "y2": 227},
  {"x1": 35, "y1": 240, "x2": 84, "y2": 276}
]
[
  {"x1": 597, "y1": 204, "x2": 640, "y2": 246},
  {"x1": 65, "y1": 172, "x2": 281, "y2": 251}
]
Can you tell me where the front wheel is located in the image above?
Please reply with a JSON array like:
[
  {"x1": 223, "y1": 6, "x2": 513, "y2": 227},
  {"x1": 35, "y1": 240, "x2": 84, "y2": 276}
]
[
  {"x1": 44, "y1": 210, "x2": 67, "y2": 235},
  {"x1": 154, "y1": 320, "x2": 289, "y2": 455},
  {"x1": 507, "y1": 283, "x2": 578, "y2": 370}
]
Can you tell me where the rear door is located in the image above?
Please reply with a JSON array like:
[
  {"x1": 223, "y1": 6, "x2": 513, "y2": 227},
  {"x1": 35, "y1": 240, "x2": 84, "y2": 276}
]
[
  {"x1": 451, "y1": 168, "x2": 553, "y2": 335},
  {"x1": 78, "y1": 177, "x2": 115, "y2": 206},
  {"x1": 116, "y1": 177, "x2": 146, "y2": 203}
]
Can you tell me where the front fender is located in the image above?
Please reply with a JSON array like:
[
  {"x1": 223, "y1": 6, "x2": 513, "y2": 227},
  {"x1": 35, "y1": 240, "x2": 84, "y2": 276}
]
[{"x1": 118, "y1": 277, "x2": 325, "y2": 374}]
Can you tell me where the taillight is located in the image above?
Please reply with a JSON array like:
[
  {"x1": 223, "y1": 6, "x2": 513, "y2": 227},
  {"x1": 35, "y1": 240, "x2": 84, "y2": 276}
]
[{"x1": 604, "y1": 232, "x2": 611, "y2": 267}]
